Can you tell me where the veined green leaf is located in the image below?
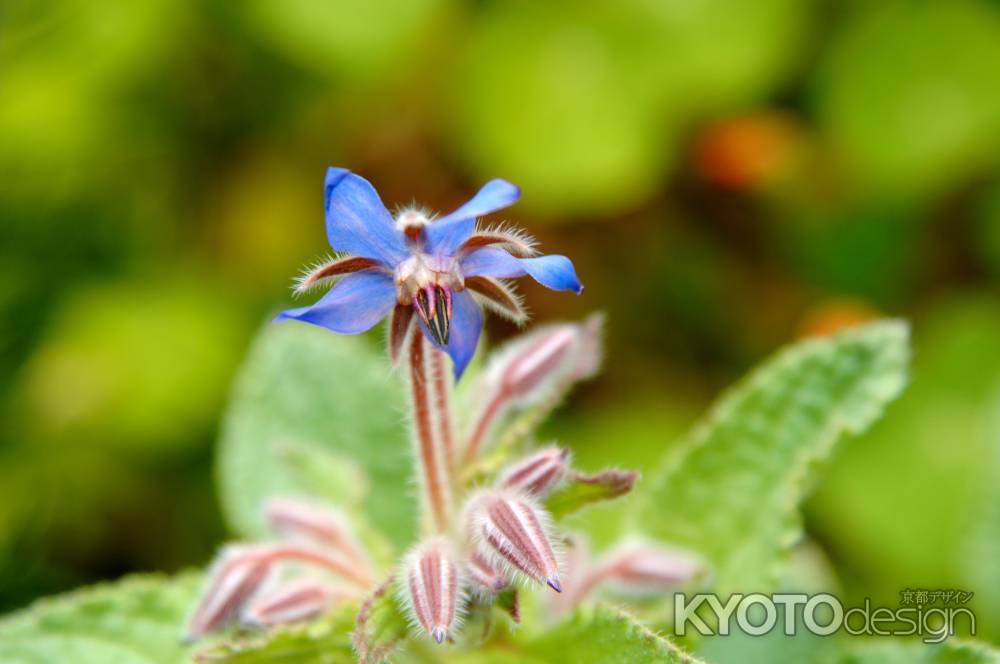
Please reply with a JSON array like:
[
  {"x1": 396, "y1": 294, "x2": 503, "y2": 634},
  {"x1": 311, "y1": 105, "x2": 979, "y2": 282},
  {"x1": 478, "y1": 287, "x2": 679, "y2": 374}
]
[
  {"x1": 217, "y1": 323, "x2": 412, "y2": 549},
  {"x1": 352, "y1": 579, "x2": 409, "y2": 664},
  {"x1": 632, "y1": 321, "x2": 910, "y2": 595},
  {"x1": 191, "y1": 603, "x2": 357, "y2": 663},
  {"x1": 0, "y1": 573, "x2": 200, "y2": 664},
  {"x1": 277, "y1": 439, "x2": 369, "y2": 509},
  {"x1": 521, "y1": 605, "x2": 705, "y2": 664},
  {"x1": 838, "y1": 639, "x2": 1000, "y2": 664}
]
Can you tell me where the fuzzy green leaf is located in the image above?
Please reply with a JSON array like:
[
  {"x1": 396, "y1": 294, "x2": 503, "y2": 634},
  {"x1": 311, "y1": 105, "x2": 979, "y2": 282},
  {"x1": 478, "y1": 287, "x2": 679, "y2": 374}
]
[
  {"x1": 217, "y1": 323, "x2": 412, "y2": 549},
  {"x1": 837, "y1": 639, "x2": 1000, "y2": 664},
  {"x1": 192, "y1": 603, "x2": 357, "y2": 664},
  {"x1": 277, "y1": 439, "x2": 369, "y2": 509},
  {"x1": 633, "y1": 321, "x2": 910, "y2": 594},
  {"x1": 521, "y1": 605, "x2": 705, "y2": 664},
  {"x1": 352, "y1": 579, "x2": 409, "y2": 664},
  {"x1": 0, "y1": 573, "x2": 200, "y2": 664}
]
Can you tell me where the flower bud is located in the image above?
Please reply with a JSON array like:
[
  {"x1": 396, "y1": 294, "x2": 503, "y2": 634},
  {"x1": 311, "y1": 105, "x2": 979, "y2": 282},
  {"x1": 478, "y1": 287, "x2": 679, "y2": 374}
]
[
  {"x1": 498, "y1": 447, "x2": 569, "y2": 497},
  {"x1": 466, "y1": 551, "x2": 507, "y2": 595},
  {"x1": 463, "y1": 317, "x2": 602, "y2": 463},
  {"x1": 263, "y1": 497, "x2": 368, "y2": 568},
  {"x1": 589, "y1": 543, "x2": 703, "y2": 596},
  {"x1": 465, "y1": 490, "x2": 562, "y2": 592},
  {"x1": 186, "y1": 546, "x2": 270, "y2": 640},
  {"x1": 400, "y1": 537, "x2": 463, "y2": 644},
  {"x1": 243, "y1": 579, "x2": 345, "y2": 626},
  {"x1": 503, "y1": 327, "x2": 577, "y2": 396},
  {"x1": 501, "y1": 314, "x2": 602, "y2": 399}
]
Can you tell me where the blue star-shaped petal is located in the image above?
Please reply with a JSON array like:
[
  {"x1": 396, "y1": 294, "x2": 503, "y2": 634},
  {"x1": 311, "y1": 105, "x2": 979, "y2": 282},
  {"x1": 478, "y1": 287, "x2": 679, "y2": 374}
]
[{"x1": 276, "y1": 167, "x2": 582, "y2": 378}]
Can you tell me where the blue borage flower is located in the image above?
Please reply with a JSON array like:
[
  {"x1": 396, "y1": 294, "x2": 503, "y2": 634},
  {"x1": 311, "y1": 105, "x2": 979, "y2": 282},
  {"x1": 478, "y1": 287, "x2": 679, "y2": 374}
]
[{"x1": 275, "y1": 168, "x2": 582, "y2": 377}]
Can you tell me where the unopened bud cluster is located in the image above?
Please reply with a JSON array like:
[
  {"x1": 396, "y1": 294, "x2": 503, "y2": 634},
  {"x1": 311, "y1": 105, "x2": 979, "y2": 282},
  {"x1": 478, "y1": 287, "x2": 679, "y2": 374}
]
[
  {"x1": 188, "y1": 315, "x2": 704, "y2": 653},
  {"x1": 186, "y1": 498, "x2": 372, "y2": 640}
]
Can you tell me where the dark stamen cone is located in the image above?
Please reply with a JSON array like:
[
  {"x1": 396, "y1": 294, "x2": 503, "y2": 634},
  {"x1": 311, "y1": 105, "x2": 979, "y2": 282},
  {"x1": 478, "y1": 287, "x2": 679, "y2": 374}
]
[
  {"x1": 414, "y1": 286, "x2": 451, "y2": 346},
  {"x1": 434, "y1": 287, "x2": 450, "y2": 344}
]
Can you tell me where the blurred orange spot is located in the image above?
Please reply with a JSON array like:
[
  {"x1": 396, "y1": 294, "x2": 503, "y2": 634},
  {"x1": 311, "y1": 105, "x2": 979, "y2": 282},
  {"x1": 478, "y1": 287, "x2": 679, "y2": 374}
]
[
  {"x1": 693, "y1": 112, "x2": 801, "y2": 191},
  {"x1": 798, "y1": 298, "x2": 880, "y2": 337}
]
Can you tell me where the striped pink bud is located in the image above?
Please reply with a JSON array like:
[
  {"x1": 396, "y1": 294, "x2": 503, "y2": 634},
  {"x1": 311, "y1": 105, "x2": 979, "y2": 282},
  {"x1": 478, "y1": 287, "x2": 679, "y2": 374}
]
[
  {"x1": 186, "y1": 546, "x2": 270, "y2": 640},
  {"x1": 572, "y1": 543, "x2": 703, "y2": 605},
  {"x1": 498, "y1": 446, "x2": 569, "y2": 497},
  {"x1": 595, "y1": 544, "x2": 703, "y2": 591},
  {"x1": 463, "y1": 317, "x2": 602, "y2": 463},
  {"x1": 465, "y1": 490, "x2": 562, "y2": 592},
  {"x1": 466, "y1": 551, "x2": 507, "y2": 595},
  {"x1": 243, "y1": 578, "x2": 345, "y2": 626},
  {"x1": 401, "y1": 537, "x2": 463, "y2": 644},
  {"x1": 501, "y1": 326, "x2": 578, "y2": 397},
  {"x1": 263, "y1": 497, "x2": 369, "y2": 569},
  {"x1": 493, "y1": 314, "x2": 602, "y2": 401},
  {"x1": 186, "y1": 540, "x2": 378, "y2": 640}
]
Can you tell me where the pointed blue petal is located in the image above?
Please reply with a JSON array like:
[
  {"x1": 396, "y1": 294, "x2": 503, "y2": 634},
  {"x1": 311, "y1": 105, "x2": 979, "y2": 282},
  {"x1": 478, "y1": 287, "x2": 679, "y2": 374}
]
[
  {"x1": 424, "y1": 179, "x2": 521, "y2": 257},
  {"x1": 443, "y1": 289, "x2": 482, "y2": 379},
  {"x1": 324, "y1": 167, "x2": 408, "y2": 266},
  {"x1": 460, "y1": 247, "x2": 583, "y2": 294},
  {"x1": 274, "y1": 270, "x2": 396, "y2": 334},
  {"x1": 518, "y1": 255, "x2": 582, "y2": 293}
]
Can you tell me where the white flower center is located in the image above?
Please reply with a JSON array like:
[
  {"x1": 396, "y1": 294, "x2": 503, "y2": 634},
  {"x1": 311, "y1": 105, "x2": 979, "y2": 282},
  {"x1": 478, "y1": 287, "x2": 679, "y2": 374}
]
[{"x1": 394, "y1": 253, "x2": 463, "y2": 305}]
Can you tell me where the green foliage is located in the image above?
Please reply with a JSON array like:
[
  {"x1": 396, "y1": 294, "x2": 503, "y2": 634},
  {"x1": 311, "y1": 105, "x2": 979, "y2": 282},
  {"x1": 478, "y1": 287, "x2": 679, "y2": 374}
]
[
  {"x1": 521, "y1": 605, "x2": 705, "y2": 664},
  {"x1": 547, "y1": 397, "x2": 698, "y2": 549},
  {"x1": 632, "y1": 321, "x2": 910, "y2": 594},
  {"x1": 816, "y1": 1, "x2": 1000, "y2": 198},
  {"x1": 693, "y1": 542, "x2": 841, "y2": 663},
  {"x1": 0, "y1": 0, "x2": 181, "y2": 184},
  {"x1": 16, "y1": 277, "x2": 248, "y2": 455},
  {"x1": 449, "y1": 3, "x2": 668, "y2": 216},
  {"x1": 217, "y1": 324, "x2": 412, "y2": 549},
  {"x1": 837, "y1": 640, "x2": 1000, "y2": 664},
  {"x1": 976, "y1": 184, "x2": 1000, "y2": 280},
  {"x1": 807, "y1": 298, "x2": 1000, "y2": 638},
  {"x1": 193, "y1": 603, "x2": 357, "y2": 663},
  {"x1": 449, "y1": 0, "x2": 807, "y2": 215},
  {"x1": 351, "y1": 582, "x2": 410, "y2": 664},
  {"x1": 0, "y1": 573, "x2": 200, "y2": 664},
  {"x1": 699, "y1": 631, "x2": 1000, "y2": 664},
  {"x1": 278, "y1": 440, "x2": 369, "y2": 509},
  {"x1": 244, "y1": 0, "x2": 447, "y2": 81},
  {"x1": 629, "y1": 0, "x2": 807, "y2": 111},
  {"x1": 545, "y1": 468, "x2": 639, "y2": 520},
  {"x1": 0, "y1": 276, "x2": 245, "y2": 598},
  {"x1": 8, "y1": 318, "x2": 1000, "y2": 662},
  {"x1": 420, "y1": 606, "x2": 704, "y2": 663}
]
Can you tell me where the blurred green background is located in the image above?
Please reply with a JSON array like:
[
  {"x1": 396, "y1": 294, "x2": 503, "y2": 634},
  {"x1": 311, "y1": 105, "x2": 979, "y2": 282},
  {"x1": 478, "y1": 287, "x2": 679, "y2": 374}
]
[{"x1": 2, "y1": 0, "x2": 999, "y2": 639}]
